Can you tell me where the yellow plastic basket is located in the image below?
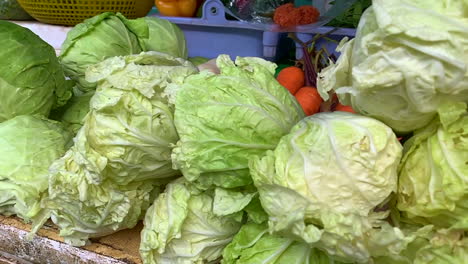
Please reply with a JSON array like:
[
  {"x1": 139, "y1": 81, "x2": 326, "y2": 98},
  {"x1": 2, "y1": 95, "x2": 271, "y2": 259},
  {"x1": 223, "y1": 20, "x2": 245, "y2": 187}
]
[{"x1": 17, "y1": 0, "x2": 154, "y2": 26}]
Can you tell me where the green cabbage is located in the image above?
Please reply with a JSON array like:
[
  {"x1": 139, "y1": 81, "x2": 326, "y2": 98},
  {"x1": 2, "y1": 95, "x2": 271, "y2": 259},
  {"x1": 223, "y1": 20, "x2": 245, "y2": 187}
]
[
  {"x1": 35, "y1": 52, "x2": 197, "y2": 245},
  {"x1": 52, "y1": 91, "x2": 94, "y2": 134},
  {"x1": 60, "y1": 13, "x2": 189, "y2": 93},
  {"x1": 172, "y1": 55, "x2": 305, "y2": 189},
  {"x1": 250, "y1": 112, "x2": 408, "y2": 263},
  {"x1": 123, "y1": 16, "x2": 188, "y2": 59},
  {"x1": 83, "y1": 51, "x2": 198, "y2": 185},
  {"x1": 397, "y1": 102, "x2": 468, "y2": 229},
  {"x1": 375, "y1": 228, "x2": 467, "y2": 264},
  {"x1": 0, "y1": 21, "x2": 71, "y2": 122},
  {"x1": 222, "y1": 222, "x2": 347, "y2": 264},
  {"x1": 140, "y1": 178, "x2": 242, "y2": 264},
  {"x1": 0, "y1": 115, "x2": 71, "y2": 222},
  {"x1": 60, "y1": 12, "x2": 142, "y2": 92},
  {"x1": 318, "y1": 0, "x2": 468, "y2": 133}
]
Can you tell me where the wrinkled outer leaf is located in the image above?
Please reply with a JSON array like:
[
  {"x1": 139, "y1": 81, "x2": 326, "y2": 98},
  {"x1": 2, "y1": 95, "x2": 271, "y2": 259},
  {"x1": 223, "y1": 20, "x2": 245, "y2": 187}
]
[
  {"x1": 140, "y1": 178, "x2": 241, "y2": 264},
  {"x1": 59, "y1": 12, "x2": 142, "y2": 92},
  {"x1": 398, "y1": 102, "x2": 468, "y2": 229},
  {"x1": 37, "y1": 127, "x2": 160, "y2": 246},
  {"x1": 0, "y1": 115, "x2": 71, "y2": 222},
  {"x1": 0, "y1": 21, "x2": 72, "y2": 121},
  {"x1": 172, "y1": 55, "x2": 305, "y2": 188},
  {"x1": 84, "y1": 51, "x2": 198, "y2": 184},
  {"x1": 250, "y1": 112, "x2": 407, "y2": 262},
  {"x1": 318, "y1": 0, "x2": 468, "y2": 133},
  {"x1": 222, "y1": 222, "x2": 348, "y2": 264}
]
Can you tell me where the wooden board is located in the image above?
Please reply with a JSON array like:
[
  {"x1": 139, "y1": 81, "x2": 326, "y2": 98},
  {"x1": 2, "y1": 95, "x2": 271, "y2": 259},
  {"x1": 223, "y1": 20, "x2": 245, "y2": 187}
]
[{"x1": 0, "y1": 216, "x2": 142, "y2": 264}]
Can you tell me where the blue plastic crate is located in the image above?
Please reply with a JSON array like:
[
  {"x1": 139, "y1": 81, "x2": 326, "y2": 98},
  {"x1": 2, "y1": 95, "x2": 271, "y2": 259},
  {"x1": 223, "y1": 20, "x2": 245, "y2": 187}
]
[{"x1": 149, "y1": 0, "x2": 356, "y2": 61}]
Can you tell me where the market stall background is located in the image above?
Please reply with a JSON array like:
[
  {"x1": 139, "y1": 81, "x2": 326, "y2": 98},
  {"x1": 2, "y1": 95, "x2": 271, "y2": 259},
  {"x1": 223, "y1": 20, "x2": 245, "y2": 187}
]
[{"x1": 0, "y1": 0, "x2": 467, "y2": 264}]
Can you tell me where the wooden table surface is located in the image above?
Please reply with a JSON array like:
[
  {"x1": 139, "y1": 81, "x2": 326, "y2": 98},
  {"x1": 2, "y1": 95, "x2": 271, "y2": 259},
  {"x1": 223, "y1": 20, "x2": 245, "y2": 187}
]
[{"x1": 0, "y1": 215, "x2": 142, "y2": 264}]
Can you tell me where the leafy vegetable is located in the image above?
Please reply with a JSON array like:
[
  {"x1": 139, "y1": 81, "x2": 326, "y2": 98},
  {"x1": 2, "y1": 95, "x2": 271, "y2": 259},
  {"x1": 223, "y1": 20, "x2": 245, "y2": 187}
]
[
  {"x1": 172, "y1": 55, "x2": 305, "y2": 189},
  {"x1": 52, "y1": 91, "x2": 94, "y2": 134},
  {"x1": 60, "y1": 13, "x2": 190, "y2": 93},
  {"x1": 250, "y1": 111, "x2": 408, "y2": 262},
  {"x1": 0, "y1": 115, "x2": 71, "y2": 222},
  {"x1": 398, "y1": 102, "x2": 468, "y2": 229},
  {"x1": 59, "y1": 12, "x2": 142, "y2": 92},
  {"x1": 140, "y1": 178, "x2": 242, "y2": 264},
  {"x1": 318, "y1": 0, "x2": 468, "y2": 133},
  {"x1": 326, "y1": 0, "x2": 371, "y2": 28},
  {"x1": 0, "y1": 21, "x2": 71, "y2": 122},
  {"x1": 35, "y1": 52, "x2": 197, "y2": 245},
  {"x1": 222, "y1": 222, "x2": 347, "y2": 264},
  {"x1": 0, "y1": 0, "x2": 33, "y2": 20},
  {"x1": 123, "y1": 16, "x2": 188, "y2": 59},
  {"x1": 188, "y1": 56, "x2": 210, "y2": 66},
  {"x1": 375, "y1": 228, "x2": 467, "y2": 264}
]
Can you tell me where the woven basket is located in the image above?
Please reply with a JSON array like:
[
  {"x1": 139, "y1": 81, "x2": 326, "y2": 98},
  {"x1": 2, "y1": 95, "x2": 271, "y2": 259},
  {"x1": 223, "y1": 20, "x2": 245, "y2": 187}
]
[{"x1": 17, "y1": 0, "x2": 154, "y2": 26}]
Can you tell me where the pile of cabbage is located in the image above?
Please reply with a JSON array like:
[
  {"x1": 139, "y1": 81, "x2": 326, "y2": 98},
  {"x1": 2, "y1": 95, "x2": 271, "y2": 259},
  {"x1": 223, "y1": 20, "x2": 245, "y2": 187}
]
[{"x1": 0, "y1": 0, "x2": 467, "y2": 263}]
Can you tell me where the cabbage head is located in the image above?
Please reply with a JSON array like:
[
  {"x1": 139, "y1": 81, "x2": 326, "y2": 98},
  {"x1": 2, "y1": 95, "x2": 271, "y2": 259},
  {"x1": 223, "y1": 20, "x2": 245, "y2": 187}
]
[
  {"x1": 34, "y1": 51, "x2": 197, "y2": 246},
  {"x1": 398, "y1": 102, "x2": 468, "y2": 229},
  {"x1": 222, "y1": 222, "x2": 347, "y2": 264},
  {"x1": 59, "y1": 12, "x2": 142, "y2": 92},
  {"x1": 172, "y1": 55, "x2": 305, "y2": 189},
  {"x1": 83, "y1": 51, "x2": 198, "y2": 184},
  {"x1": 123, "y1": 16, "x2": 188, "y2": 59},
  {"x1": 140, "y1": 178, "x2": 242, "y2": 264},
  {"x1": 0, "y1": 21, "x2": 71, "y2": 122},
  {"x1": 318, "y1": 0, "x2": 468, "y2": 133},
  {"x1": 0, "y1": 115, "x2": 71, "y2": 222},
  {"x1": 250, "y1": 112, "x2": 408, "y2": 263}
]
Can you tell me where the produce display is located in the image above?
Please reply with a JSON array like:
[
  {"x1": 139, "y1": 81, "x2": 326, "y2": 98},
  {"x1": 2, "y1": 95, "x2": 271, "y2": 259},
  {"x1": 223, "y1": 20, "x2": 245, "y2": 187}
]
[{"x1": 0, "y1": 0, "x2": 467, "y2": 263}]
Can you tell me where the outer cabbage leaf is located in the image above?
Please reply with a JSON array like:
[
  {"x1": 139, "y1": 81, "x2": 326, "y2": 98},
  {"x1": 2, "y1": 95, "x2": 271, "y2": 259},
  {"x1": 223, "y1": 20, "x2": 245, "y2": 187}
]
[
  {"x1": 123, "y1": 16, "x2": 188, "y2": 59},
  {"x1": 414, "y1": 230, "x2": 467, "y2": 264},
  {"x1": 0, "y1": 21, "x2": 72, "y2": 121},
  {"x1": 39, "y1": 131, "x2": 160, "y2": 246},
  {"x1": 397, "y1": 102, "x2": 468, "y2": 229},
  {"x1": 250, "y1": 112, "x2": 408, "y2": 263},
  {"x1": 53, "y1": 91, "x2": 94, "y2": 134},
  {"x1": 0, "y1": 115, "x2": 71, "y2": 222},
  {"x1": 59, "y1": 12, "x2": 142, "y2": 92},
  {"x1": 375, "y1": 228, "x2": 467, "y2": 264},
  {"x1": 318, "y1": 0, "x2": 468, "y2": 133},
  {"x1": 172, "y1": 55, "x2": 305, "y2": 188},
  {"x1": 222, "y1": 222, "x2": 348, "y2": 264},
  {"x1": 140, "y1": 178, "x2": 242, "y2": 264}
]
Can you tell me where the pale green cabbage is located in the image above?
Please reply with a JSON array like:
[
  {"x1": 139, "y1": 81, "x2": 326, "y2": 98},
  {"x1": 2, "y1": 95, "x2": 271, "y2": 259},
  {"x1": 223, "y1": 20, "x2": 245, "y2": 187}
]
[
  {"x1": 0, "y1": 115, "x2": 71, "y2": 222},
  {"x1": 59, "y1": 13, "x2": 189, "y2": 93},
  {"x1": 140, "y1": 178, "x2": 242, "y2": 264},
  {"x1": 375, "y1": 228, "x2": 467, "y2": 264},
  {"x1": 398, "y1": 102, "x2": 468, "y2": 229},
  {"x1": 35, "y1": 52, "x2": 197, "y2": 246},
  {"x1": 222, "y1": 222, "x2": 347, "y2": 264},
  {"x1": 250, "y1": 112, "x2": 410, "y2": 263},
  {"x1": 318, "y1": 0, "x2": 468, "y2": 133},
  {"x1": 172, "y1": 55, "x2": 305, "y2": 189},
  {"x1": 0, "y1": 21, "x2": 71, "y2": 122}
]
